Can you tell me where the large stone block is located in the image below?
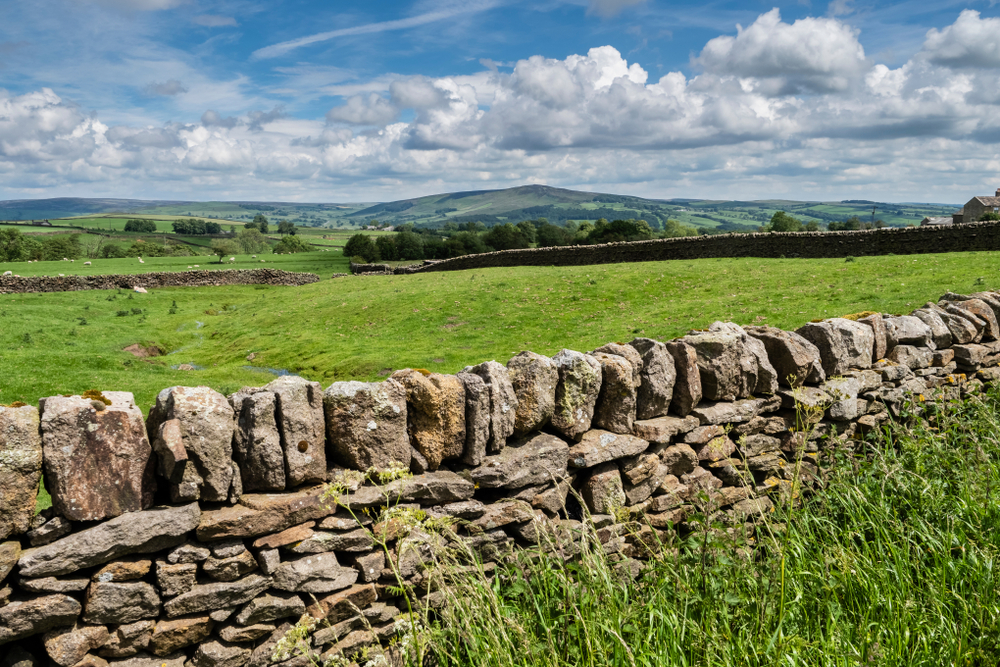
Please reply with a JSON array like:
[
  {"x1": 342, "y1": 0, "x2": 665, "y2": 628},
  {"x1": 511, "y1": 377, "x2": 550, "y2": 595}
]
[
  {"x1": 83, "y1": 582, "x2": 160, "y2": 625},
  {"x1": 19, "y1": 503, "x2": 200, "y2": 578},
  {"x1": 550, "y1": 349, "x2": 602, "y2": 440},
  {"x1": 391, "y1": 370, "x2": 466, "y2": 471},
  {"x1": 265, "y1": 376, "x2": 327, "y2": 487},
  {"x1": 324, "y1": 380, "x2": 410, "y2": 471},
  {"x1": 911, "y1": 309, "x2": 952, "y2": 349},
  {"x1": 744, "y1": 326, "x2": 825, "y2": 387},
  {"x1": 950, "y1": 299, "x2": 1000, "y2": 341},
  {"x1": 0, "y1": 594, "x2": 81, "y2": 645},
  {"x1": 196, "y1": 486, "x2": 332, "y2": 541},
  {"x1": 462, "y1": 361, "x2": 518, "y2": 453},
  {"x1": 682, "y1": 322, "x2": 777, "y2": 402},
  {"x1": 663, "y1": 341, "x2": 702, "y2": 417},
  {"x1": 272, "y1": 553, "x2": 358, "y2": 593},
  {"x1": 163, "y1": 575, "x2": 272, "y2": 618},
  {"x1": 858, "y1": 313, "x2": 888, "y2": 361},
  {"x1": 44, "y1": 624, "x2": 110, "y2": 667},
  {"x1": 146, "y1": 387, "x2": 236, "y2": 503},
  {"x1": 795, "y1": 318, "x2": 874, "y2": 376},
  {"x1": 470, "y1": 433, "x2": 569, "y2": 489},
  {"x1": 40, "y1": 393, "x2": 155, "y2": 522},
  {"x1": 152, "y1": 419, "x2": 201, "y2": 503},
  {"x1": 568, "y1": 430, "x2": 648, "y2": 468},
  {"x1": 0, "y1": 405, "x2": 42, "y2": 539},
  {"x1": 229, "y1": 390, "x2": 285, "y2": 492},
  {"x1": 884, "y1": 316, "x2": 934, "y2": 349},
  {"x1": 628, "y1": 338, "x2": 676, "y2": 420},
  {"x1": 581, "y1": 463, "x2": 624, "y2": 514},
  {"x1": 507, "y1": 351, "x2": 558, "y2": 437},
  {"x1": 591, "y1": 352, "x2": 637, "y2": 434},
  {"x1": 456, "y1": 372, "x2": 490, "y2": 466}
]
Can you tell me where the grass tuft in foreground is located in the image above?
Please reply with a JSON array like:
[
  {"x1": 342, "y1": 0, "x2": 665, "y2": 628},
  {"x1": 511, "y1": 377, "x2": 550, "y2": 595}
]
[{"x1": 418, "y1": 391, "x2": 1000, "y2": 666}]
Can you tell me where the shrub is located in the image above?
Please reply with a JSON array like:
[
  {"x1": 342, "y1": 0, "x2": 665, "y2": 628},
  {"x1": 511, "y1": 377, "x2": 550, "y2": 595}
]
[
  {"x1": 344, "y1": 234, "x2": 380, "y2": 263},
  {"x1": 272, "y1": 235, "x2": 311, "y2": 254}
]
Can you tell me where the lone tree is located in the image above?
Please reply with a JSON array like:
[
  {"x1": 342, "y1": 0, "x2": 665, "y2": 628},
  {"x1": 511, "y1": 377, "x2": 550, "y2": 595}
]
[
  {"x1": 277, "y1": 220, "x2": 296, "y2": 235},
  {"x1": 210, "y1": 239, "x2": 240, "y2": 263},
  {"x1": 246, "y1": 214, "x2": 269, "y2": 234},
  {"x1": 764, "y1": 211, "x2": 803, "y2": 232}
]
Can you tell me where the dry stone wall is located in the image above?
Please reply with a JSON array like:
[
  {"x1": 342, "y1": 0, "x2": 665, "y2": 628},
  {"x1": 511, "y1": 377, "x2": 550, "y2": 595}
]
[
  {"x1": 4, "y1": 289, "x2": 1000, "y2": 666},
  {"x1": 0, "y1": 269, "x2": 319, "y2": 295},
  {"x1": 349, "y1": 221, "x2": 1000, "y2": 275}
]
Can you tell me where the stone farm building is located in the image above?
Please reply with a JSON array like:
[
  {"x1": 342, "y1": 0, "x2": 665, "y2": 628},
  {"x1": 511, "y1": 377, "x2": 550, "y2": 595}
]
[{"x1": 948, "y1": 188, "x2": 1000, "y2": 224}]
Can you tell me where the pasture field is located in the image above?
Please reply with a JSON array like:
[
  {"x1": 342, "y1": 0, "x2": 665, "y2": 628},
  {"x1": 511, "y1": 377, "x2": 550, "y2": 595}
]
[{"x1": 1, "y1": 250, "x2": 997, "y2": 411}]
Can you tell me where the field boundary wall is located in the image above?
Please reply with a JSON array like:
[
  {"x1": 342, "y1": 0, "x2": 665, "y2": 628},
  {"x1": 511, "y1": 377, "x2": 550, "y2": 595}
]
[
  {"x1": 3, "y1": 287, "x2": 1000, "y2": 664},
  {"x1": 0, "y1": 268, "x2": 319, "y2": 294}
]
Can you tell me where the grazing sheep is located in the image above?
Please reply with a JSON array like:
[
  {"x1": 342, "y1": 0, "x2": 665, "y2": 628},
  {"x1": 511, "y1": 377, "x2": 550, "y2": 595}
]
[
  {"x1": 229, "y1": 257, "x2": 235, "y2": 263},
  {"x1": 134, "y1": 286, "x2": 148, "y2": 293},
  {"x1": 193, "y1": 265, "x2": 199, "y2": 268},
  {"x1": 83, "y1": 261, "x2": 91, "y2": 266},
  {"x1": 3, "y1": 271, "x2": 11, "y2": 276},
  {"x1": 138, "y1": 257, "x2": 145, "y2": 264},
  {"x1": 252, "y1": 255, "x2": 256, "y2": 258}
]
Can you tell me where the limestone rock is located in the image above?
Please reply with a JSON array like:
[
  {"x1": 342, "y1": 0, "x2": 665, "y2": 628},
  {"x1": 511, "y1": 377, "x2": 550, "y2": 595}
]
[
  {"x1": 203, "y1": 550, "x2": 258, "y2": 582},
  {"x1": 252, "y1": 522, "x2": 315, "y2": 550},
  {"x1": 324, "y1": 380, "x2": 410, "y2": 471},
  {"x1": 944, "y1": 303, "x2": 986, "y2": 340},
  {"x1": 83, "y1": 582, "x2": 160, "y2": 625},
  {"x1": 147, "y1": 387, "x2": 235, "y2": 502},
  {"x1": 507, "y1": 351, "x2": 558, "y2": 436},
  {"x1": 0, "y1": 541, "x2": 20, "y2": 586},
  {"x1": 155, "y1": 561, "x2": 197, "y2": 597},
  {"x1": 272, "y1": 553, "x2": 358, "y2": 593},
  {"x1": 190, "y1": 640, "x2": 251, "y2": 667},
  {"x1": 456, "y1": 372, "x2": 490, "y2": 466},
  {"x1": 229, "y1": 390, "x2": 285, "y2": 492},
  {"x1": 462, "y1": 361, "x2": 518, "y2": 453},
  {"x1": 912, "y1": 309, "x2": 953, "y2": 349},
  {"x1": 620, "y1": 452, "x2": 660, "y2": 486},
  {"x1": 887, "y1": 345, "x2": 933, "y2": 370},
  {"x1": 693, "y1": 436, "x2": 735, "y2": 462},
  {"x1": 884, "y1": 316, "x2": 934, "y2": 349},
  {"x1": 152, "y1": 420, "x2": 200, "y2": 503},
  {"x1": 19, "y1": 576, "x2": 90, "y2": 593},
  {"x1": 628, "y1": 338, "x2": 676, "y2": 420},
  {"x1": 659, "y1": 443, "x2": 698, "y2": 477},
  {"x1": 682, "y1": 322, "x2": 777, "y2": 402},
  {"x1": 148, "y1": 616, "x2": 213, "y2": 656},
  {"x1": 19, "y1": 503, "x2": 200, "y2": 578},
  {"x1": 0, "y1": 405, "x2": 42, "y2": 540},
  {"x1": 391, "y1": 370, "x2": 466, "y2": 471},
  {"x1": 97, "y1": 620, "x2": 153, "y2": 658},
  {"x1": 591, "y1": 352, "x2": 637, "y2": 434},
  {"x1": 795, "y1": 318, "x2": 874, "y2": 375},
  {"x1": 41, "y1": 393, "x2": 155, "y2": 521},
  {"x1": 632, "y1": 415, "x2": 700, "y2": 443},
  {"x1": 472, "y1": 500, "x2": 535, "y2": 531},
  {"x1": 821, "y1": 377, "x2": 861, "y2": 421},
  {"x1": 581, "y1": 463, "x2": 625, "y2": 514},
  {"x1": 44, "y1": 624, "x2": 110, "y2": 667},
  {"x1": 550, "y1": 350, "x2": 602, "y2": 440},
  {"x1": 167, "y1": 543, "x2": 209, "y2": 565},
  {"x1": 1, "y1": 647, "x2": 39, "y2": 667},
  {"x1": 0, "y1": 594, "x2": 81, "y2": 645},
  {"x1": 663, "y1": 341, "x2": 702, "y2": 417},
  {"x1": 287, "y1": 529, "x2": 373, "y2": 554},
  {"x1": 27, "y1": 516, "x2": 71, "y2": 547},
  {"x1": 107, "y1": 652, "x2": 186, "y2": 667},
  {"x1": 623, "y1": 461, "x2": 668, "y2": 506},
  {"x1": 954, "y1": 343, "x2": 989, "y2": 367},
  {"x1": 265, "y1": 376, "x2": 327, "y2": 487},
  {"x1": 196, "y1": 485, "x2": 333, "y2": 541},
  {"x1": 568, "y1": 430, "x2": 648, "y2": 468},
  {"x1": 592, "y1": 343, "x2": 642, "y2": 387},
  {"x1": 234, "y1": 592, "x2": 304, "y2": 625},
  {"x1": 217, "y1": 623, "x2": 274, "y2": 643},
  {"x1": 744, "y1": 326, "x2": 825, "y2": 387},
  {"x1": 93, "y1": 559, "x2": 151, "y2": 584},
  {"x1": 470, "y1": 433, "x2": 569, "y2": 489},
  {"x1": 691, "y1": 396, "x2": 780, "y2": 425},
  {"x1": 163, "y1": 575, "x2": 272, "y2": 618},
  {"x1": 951, "y1": 299, "x2": 1000, "y2": 341},
  {"x1": 858, "y1": 313, "x2": 888, "y2": 361}
]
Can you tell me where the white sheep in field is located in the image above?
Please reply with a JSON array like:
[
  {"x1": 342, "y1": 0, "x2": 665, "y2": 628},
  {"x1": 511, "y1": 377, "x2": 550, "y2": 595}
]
[
  {"x1": 138, "y1": 257, "x2": 145, "y2": 264},
  {"x1": 229, "y1": 257, "x2": 235, "y2": 263},
  {"x1": 83, "y1": 261, "x2": 91, "y2": 266}
]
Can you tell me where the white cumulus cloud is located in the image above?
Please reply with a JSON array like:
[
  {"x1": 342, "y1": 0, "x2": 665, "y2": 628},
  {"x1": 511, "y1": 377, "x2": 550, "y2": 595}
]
[{"x1": 922, "y1": 10, "x2": 1000, "y2": 69}]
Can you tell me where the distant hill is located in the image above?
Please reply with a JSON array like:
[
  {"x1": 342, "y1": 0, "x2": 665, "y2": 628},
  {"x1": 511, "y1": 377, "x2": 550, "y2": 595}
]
[{"x1": 0, "y1": 187, "x2": 962, "y2": 230}]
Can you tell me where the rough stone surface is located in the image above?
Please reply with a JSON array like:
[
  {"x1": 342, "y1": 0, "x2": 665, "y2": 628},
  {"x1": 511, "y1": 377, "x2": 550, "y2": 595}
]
[
  {"x1": 217, "y1": 623, "x2": 274, "y2": 643},
  {"x1": 470, "y1": 433, "x2": 569, "y2": 489},
  {"x1": 663, "y1": 341, "x2": 702, "y2": 417},
  {"x1": 953, "y1": 299, "x2": 1000, "y2": 341},
  {"x1": 190, "y1": 640, "x2": 251, "y2": 667},
  {"x1": 683, "y1": 322, "x2": 778, "y2": 402},
  {"x1": 0, "y1": 594, "x2": 81, "y2": 645},
  {"x1": 456, "y1": 372, "x2": 490, "y2": 466},
  {"x1": 507, "y1": 352, "x2": 558, "y2": 437},
  {"x1": 151, "y1": 419, "x2": 199, "y2": 503},
  {"x1": 912, "y1": 309, "x2": 953, "y2": 349},
  {"x1": 155, "y1": 561, "x2": 197, "y2": 597},
  {"x1": 108, "y1": 651, "x2": 186, "y2": 667},
  {"x1": 324, "y1": 380, "x2": 410, "y2": 471},
  {"x1": 887, "y1": 345, "x2": 933, "y2": 370},
  {"x1": 858, "y1": 313, "x2": 888, "y2": 361},
  {"x1": 265, "y1": 375, "x2": 327, "y2": 487},
  {"x1": 41, "y1": 393, "x2": 155, "y2": 522},
  {"x1": 659, "y1": 443, "x2": 699, "y2": 477},
  {"x1": 44, "y1": 624, "x2": 110, "y2": 666},
  {"x1": 99, "y1": 620, "x2": 154, "y2": 658},
  {"x1": 745, "y1": 326, "x2": 825, "y2": 387},
  {"x1": 550, "y1": 350, "x2": 603, "y2": 440},
  {"x1": 92, "y1": 559, "x2": 152, "y2": 584},
  {"x1": 581, "y1": 463, "x2": 625, "y2": 514},
  {"x1": 252, "y1": 522, "x2": 315, "y2": 550},
  {"x1": 821, "y1": 377, "x2": 861, "y2": 421},
  {"x1": 796, "y1": 318, "x2": 874, "y2": 375},
  {"x1": 623, "y1": 461, "x2": 668, "y2": 505},
  {"x1": 163, "y1": 575, "x2": 272, "y2": 618},
  {"x1": 203, "y1": 550, "x2": 258, "y2": 582},
  {"x1": 884, "y1": 316, "x2": 934, "y2": 349},
  {"x1": 148, "y1": 616, "x2": 213, "y2": 656},
  {"x1": 391, "y1": 370, "x2": 466, "y2": 470},
  {"x1": 19, "y1": 503, "x2": 200, "y2": 578},
  {"x1": 287, "y1": 529, "x2": 373, "y2": 554},
  {"x1": 932, "y1": 306, "x2": 978, "y2": 344},
  {"x1": 235, "y1": 593, "x2": 304, "y2": 625},
  {"x1": 27, "y1": 516, "x2": 72, "y2": 547},
  {"x1": 691, "y1": 396, "x2": 780, "y2": 425},
  {"x1": 568, "y1": 430, "x2": 648, "y2": 468},
  {"x1": 196, "y1": 486, "x2": 335, "y2": 541},
  {"x1": 167, "y1": 543, "x2": 209, "y2": 565},
  {"x1": 18, "y1": 576, "x2": 90, "y2": 594},
  {"x1": 632, "y1": 415, "x2": 699, "y2": 443},
  {"x1": 0, "y1": 541, "x2": 20, "y2": 586},
  {"x1": 591, "y1": 352, "x2": 637, "y2": 434},
  {"x1": 0, "y1": 405, "x2": 42, "y2": 540},
  {"x1": 229, "y1": 390, "x2": 285, "y2": 492},
  {"x1": 628, "y1": 338, "x2": 676, "y2": 420},
  {"x1": 272, "y1": 554, "x2": 358, "y2": 593},
  {"x1": 146, "y1": 386, "x2": 236, "y2": 503},
  {"x1": 83, "y1": 582, "x2": 160, "y2": 625},
  {"x1": 462, "y1": 360, "x2": 518, "y2": 453}
]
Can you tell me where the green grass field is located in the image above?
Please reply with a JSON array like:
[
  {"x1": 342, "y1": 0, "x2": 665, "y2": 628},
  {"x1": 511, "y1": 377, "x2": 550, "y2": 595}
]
[{"x1": 2, "y1": 251, "x2": 996, "y2": 412}]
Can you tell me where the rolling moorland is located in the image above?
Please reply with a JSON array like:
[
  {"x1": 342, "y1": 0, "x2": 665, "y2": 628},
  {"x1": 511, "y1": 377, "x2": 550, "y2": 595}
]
[{"x1": 0, "y1": 185, "x2": 959, "y2": 231}]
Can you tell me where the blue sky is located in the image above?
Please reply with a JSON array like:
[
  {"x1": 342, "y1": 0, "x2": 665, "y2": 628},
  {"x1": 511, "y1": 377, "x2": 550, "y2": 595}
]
[{"x1": 1, "y1": 0, "x2": 999, "y2": 203}]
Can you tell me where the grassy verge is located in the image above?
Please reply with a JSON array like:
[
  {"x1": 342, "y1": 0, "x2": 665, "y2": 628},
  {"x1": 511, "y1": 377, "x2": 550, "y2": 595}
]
[
  {"x1": 419, "y1": 389, "x2": 1000, "y2": 666},
  {"x1": 3, "y1": 251, "x2": 1000, "y2": 412}
]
